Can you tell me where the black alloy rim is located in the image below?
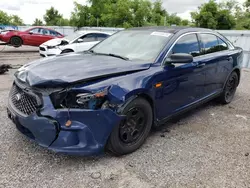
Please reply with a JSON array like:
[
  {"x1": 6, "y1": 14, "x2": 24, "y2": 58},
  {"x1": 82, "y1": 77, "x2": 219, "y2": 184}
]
[
  {"x1": 12, "y1": 38, "x2": 20, "y2": 46},
  {"x1": 119, "y1": 107, "x2": 147, "y2": 145}
]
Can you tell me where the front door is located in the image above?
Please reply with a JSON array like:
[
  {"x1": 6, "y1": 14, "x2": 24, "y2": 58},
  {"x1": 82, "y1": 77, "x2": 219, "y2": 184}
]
[
  {"x1": 24, "y1": 28, "x2": 44, "y2": 46},
  {"x1": 155, "y1": 33, "x2": 206, "y2": 120}
]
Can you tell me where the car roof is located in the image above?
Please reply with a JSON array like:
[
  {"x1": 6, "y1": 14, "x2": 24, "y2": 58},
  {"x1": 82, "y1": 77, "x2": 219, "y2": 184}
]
[
  {"x1": 128, "y1": 26, "x2": 213, "y2": 34},
  {"x1": 26, "y1": 26, "x2": 63, "y2": 35},
  {"x1": 75, "y1": 30, "x2": 112, "y2": 35}
]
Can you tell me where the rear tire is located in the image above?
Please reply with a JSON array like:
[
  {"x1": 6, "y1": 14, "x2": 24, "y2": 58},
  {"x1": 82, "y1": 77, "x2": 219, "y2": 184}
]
[
  {"x1": 10, "y1": 36, "x2": 22, "y2": 48},
  {"x1": 61, "y1": 49, "x2": 74, "y2": 54},
  {"x1": 107, "y1": 97, "x2": 153, "y2": 156},
  {"x1": 218, "y1": 71, "x2": 239, "y2": 104}
]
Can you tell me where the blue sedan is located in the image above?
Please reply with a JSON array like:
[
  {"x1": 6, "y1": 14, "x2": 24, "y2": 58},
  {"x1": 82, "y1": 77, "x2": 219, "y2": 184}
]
[{"x1": 7, "y1": 27, "x2": 243, "y2": 156}]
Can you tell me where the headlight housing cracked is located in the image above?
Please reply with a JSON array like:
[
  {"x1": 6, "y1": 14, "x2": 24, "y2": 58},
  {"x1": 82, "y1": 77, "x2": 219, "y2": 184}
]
[{"x1": 50, "y1": 88, "x2": 108, "y2": 110}]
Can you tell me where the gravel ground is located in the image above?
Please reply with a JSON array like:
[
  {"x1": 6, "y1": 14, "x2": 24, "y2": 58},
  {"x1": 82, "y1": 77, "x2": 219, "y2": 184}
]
[{"x1": 0, "y1": 46, "x2": 250, "y2": 188}]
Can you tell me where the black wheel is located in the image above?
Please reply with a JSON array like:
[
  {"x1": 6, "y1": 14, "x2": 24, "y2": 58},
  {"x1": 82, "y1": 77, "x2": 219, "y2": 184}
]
[
  {"x1": 218, "y1": 71, "x2": 239, "y2": 104},
  {"x1": 61, "y1": 49, "x2": 74, "y2": 54},
  {"x1": 107, "y1": 97, "x2": 153, "y2": 156},
  {"x1": 10, "y1": 36, "x2": 22, "y2": 47}
]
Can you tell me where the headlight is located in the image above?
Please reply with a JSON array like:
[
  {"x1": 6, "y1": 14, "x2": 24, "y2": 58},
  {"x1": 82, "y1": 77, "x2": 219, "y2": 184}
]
[
  {"x1": 50, "y1": 88, "x2": 108, "y2": 110},
  {"x1": 47, "y1": 46, "x2": 57, "y2": 49}
]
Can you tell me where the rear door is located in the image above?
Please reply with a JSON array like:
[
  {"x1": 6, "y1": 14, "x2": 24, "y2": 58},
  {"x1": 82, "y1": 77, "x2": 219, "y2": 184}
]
[
  {"x1": 198, "y1": 33, "x2": 233, "y2": 95},
  {"x1": 23, "y1": 28, "x2": 44, "y2": 46},
  {"x1": 37, "y1": 28, "x2": 54, "y2": 46}
]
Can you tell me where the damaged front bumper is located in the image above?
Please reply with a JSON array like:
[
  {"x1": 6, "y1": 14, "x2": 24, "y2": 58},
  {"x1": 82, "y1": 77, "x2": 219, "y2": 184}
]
[{"x1": 7, "y1": 95, "x2": 123, "y2": 156}]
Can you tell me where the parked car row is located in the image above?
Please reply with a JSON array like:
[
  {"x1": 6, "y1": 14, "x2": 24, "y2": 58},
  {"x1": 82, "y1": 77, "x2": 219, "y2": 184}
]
[
  {"x1": 0, "y1": 26, "x2": 113, "y2": 56},
  {"x1": 39, "y1": 31, "x2": 111, "y2": 57},
  {"x1": 6, "y1": 27, "x2": 243, "y2": 156}
]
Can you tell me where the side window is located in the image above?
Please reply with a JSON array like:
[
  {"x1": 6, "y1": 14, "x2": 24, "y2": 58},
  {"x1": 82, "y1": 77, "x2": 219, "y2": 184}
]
[
  {"x1": 57, "y1": 32, "x2": 63, "y2": 37},
  {"x1": 200, "y1": 34, "x2": 228, "y2": 54},
  {"x1": 96, "y1": 34, "x2": 109, "y2": 41},
  {"x1": 49, "y1": 30, "x2": 57, "y2": 36},
  {"x1": 41, "y1": 29, "x2": 49, "y2": 35},
  {"x1": 81, "y1": 34, "x2": 97, "y2": 42},
  {"x1": 171, "y1": 34, "x2": 201, "y2": 57},
  {"x1": 30, "y1": 28, "x2": 40, "y2": 34}
]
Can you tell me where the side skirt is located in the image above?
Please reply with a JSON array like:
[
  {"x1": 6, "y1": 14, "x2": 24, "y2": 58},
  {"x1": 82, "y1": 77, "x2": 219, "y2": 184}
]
[{"x1": 155, "y1": 91, "x2": 222, "y2": 127}]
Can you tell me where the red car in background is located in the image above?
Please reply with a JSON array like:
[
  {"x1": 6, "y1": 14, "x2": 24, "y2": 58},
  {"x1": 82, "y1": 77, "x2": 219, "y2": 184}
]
[{"x1": 0, "y1": 27, "x2": 64, "y2": 48}]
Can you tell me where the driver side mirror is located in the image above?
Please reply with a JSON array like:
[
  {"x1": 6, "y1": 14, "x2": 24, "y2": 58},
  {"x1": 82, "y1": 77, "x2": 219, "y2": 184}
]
[
  {"x1": 77, "y1": 38, "x2": 84, "y2": 43},
  {"x1": 29, "y1": 31, "x2": 33, "y2": 35},
  {"x1": 164, "y1": 53, "x2": 193, "y2": 66}
]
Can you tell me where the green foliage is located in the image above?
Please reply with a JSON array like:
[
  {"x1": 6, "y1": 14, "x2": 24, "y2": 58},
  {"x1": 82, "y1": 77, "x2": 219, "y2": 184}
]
[
  {"x1": 32, "y1": 18, "x2": 43, "y2": 26},
  {"x1": 11, "y1": 15, "x2": 24, "y2": 26},
  {"x1": 0, "y1": 11, "x2": 24, "y2": 25},
  {"x1": 3, "y1": 0, "x2": 250, "y2": 30},
  {"x1": 0, "y1": 10, "x2": 11, "y2": 25},
  {"x1": 191, "y1": 0, "x2": 236, "y2": 29},
  {"x1": 43, "y1": 7, "x2": 64, "y2": 26},
  {"x1": 70, "y1": 0, "x2": 182, "y2": 28}
]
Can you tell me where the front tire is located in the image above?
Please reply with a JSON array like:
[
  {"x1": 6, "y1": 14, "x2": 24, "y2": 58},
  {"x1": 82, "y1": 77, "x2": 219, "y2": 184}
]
[
  {"x1": 10, "y1": 36, "x2": 22, "y2": 48},
  {"x1": 107, "y1": 97, "x2": 153, "y2": 156},
  {"x1": 218, "y1": 71, "x2": 239, "y2": 104}
]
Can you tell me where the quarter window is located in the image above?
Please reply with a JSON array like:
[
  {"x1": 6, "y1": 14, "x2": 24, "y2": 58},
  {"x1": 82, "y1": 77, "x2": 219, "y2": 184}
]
[
  {"x1": 171, "y1": 34, "x2": 201, "y2": 57},
  {"x1": 217, "y1": 37, "x2": 229, "y2": 51},
  {"x1": 200, "y1": 34, "x2": 228, "y2": 54},
  {"x1": 49, "y1": 30, "x2": 60, "y2": 36}
]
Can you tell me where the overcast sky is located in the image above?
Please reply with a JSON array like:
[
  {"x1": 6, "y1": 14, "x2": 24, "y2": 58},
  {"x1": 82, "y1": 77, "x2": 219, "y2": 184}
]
[{"x1": 0, "y1": 0, "x2": 246, "y2": 24}]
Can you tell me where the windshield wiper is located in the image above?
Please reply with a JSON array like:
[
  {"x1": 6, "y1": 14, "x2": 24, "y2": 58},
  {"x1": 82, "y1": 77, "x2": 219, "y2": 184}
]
[
  {"x1": 107, "y1": 53, "x2": 129, "y2": 60},
  {"x1": 86, "y1": 50, "x2": 129, "y2": 60}
]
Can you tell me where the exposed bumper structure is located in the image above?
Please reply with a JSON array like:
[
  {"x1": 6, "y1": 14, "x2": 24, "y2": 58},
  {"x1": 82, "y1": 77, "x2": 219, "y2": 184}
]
[
  {"x1": 39, "y1": 45, "x2": 62, "y2": 57},
  {"x1": 7, "y1": 95, "x2": 123, "y2": 156}
]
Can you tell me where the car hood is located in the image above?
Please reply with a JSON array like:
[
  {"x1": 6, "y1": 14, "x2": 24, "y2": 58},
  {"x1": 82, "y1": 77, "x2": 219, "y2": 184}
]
[
  {"x1": 16, "y1": 53, "x2": 151, "y2": 87},
  {"x1": 41, "y1": 38, "x2": 68, "y2": 47}
]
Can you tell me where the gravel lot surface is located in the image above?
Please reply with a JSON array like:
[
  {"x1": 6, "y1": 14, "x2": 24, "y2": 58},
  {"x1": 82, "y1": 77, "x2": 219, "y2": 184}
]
[{"x1": 0, "y1": 46, "x2": 250, "y2": 188}]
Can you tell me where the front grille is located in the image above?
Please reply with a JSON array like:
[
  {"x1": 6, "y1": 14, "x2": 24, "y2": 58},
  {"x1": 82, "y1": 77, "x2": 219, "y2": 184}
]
[
  {"x1": 39, "y1": 47, "x2": 45, "y2": 51},
  {"x1": 10, "y1": 84, "x2": 38, "y2": 116}
]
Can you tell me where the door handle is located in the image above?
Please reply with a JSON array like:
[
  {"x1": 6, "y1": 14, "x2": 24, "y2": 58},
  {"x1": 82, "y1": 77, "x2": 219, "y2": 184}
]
[{"x1": 196, "y1": 63, "x2": 206, "y2": 68}]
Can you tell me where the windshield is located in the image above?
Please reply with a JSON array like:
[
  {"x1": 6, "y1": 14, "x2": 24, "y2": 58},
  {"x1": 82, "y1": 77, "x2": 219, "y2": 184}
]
[
  {"x1": 64, "y1": 32, "x2": 85, "y2": 42},
  {"x1": 91, "y1": 30, "x2": 173, "y2": 62}
]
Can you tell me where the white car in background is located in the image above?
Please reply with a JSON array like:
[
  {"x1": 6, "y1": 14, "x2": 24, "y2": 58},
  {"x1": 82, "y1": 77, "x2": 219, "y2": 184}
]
[{"x1": 39, "y1": 31, "x2": 111, "y2": 57}]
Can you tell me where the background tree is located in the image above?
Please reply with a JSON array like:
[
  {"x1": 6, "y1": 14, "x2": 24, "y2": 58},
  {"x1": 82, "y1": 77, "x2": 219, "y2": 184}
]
[
  {"x1": 191, "y1": 0, "x2": 235, "y2": 29},
  {"x1": 70, "y1": 0, "x2": 182, "y2": 28},
  {"x1": 43, "y1": 7, "x2": 64, "y2": 26},
  {"x1": 32, "y1": 18, "x2": 43, "y2": 26},
  {"x1": 0, "y1": 10, "x2": 11, "y2": 25},
  {"x1": 70, "y1": 2, "x2": 92, "y2": 27},
  {"x1": 10, "y1": 15, "x2": 24, "y2": 26}
]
